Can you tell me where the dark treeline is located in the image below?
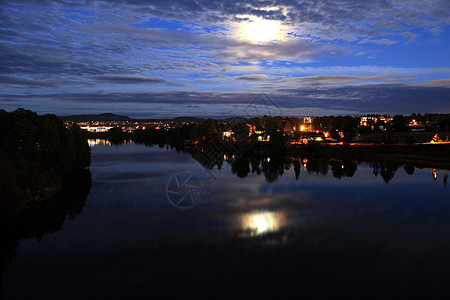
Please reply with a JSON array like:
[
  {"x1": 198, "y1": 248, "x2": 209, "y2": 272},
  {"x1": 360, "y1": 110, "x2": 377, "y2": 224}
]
[
  {"x1": 0, "y1": 109, "x2": 91, "y2": 217},
  {"x1": 313, "y1": 115, "x2": 360, "y2": 141}
]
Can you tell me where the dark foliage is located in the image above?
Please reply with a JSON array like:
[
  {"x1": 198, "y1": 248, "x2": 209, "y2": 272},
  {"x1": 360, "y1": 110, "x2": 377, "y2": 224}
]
[
  {"x1": 0, "y1": 108, "x2": 91, "y2": 217},
  {"x1": 404, "y1": 164, "x2": 415, "y2": 175},
  {"x1": 390, "y1": 114, "x2": 409, "y2": 132},
  {"x1": 313, "y1": 115, "x2": 360, "y2": 139}
]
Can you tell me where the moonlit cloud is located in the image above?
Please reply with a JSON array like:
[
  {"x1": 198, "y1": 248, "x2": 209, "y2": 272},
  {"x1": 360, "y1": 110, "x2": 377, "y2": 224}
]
[{"x1": 0, "y1": 0, "x2": 449, "y2": 117}]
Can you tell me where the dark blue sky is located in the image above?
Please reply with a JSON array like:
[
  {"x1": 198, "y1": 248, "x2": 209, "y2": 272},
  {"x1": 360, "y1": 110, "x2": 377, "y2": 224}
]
[{"x1": 1, "y1": 0, "x2": 449, "y2": 118}]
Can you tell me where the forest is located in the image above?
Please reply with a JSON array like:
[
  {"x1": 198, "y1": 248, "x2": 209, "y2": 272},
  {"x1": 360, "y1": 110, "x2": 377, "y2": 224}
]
[{"x1": 0, "y1": 109, "x2": 91, "y2": 218}]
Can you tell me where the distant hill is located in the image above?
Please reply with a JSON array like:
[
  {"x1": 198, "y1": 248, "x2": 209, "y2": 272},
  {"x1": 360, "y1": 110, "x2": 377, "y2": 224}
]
[
  {"x1": 171, "y1": 116, "x2": 245, "y2": 122},
  {"x1": 172, "y1": 117, "x2": 205, "y2": 122},
  {"x1": 59, "y1": 113, "x2": 133, "y2": 121},
  {"x1": 59, "y1": 114, "x2": 244, "y2": 122},
  {"x1": 222, "y1": 116, "x2": 245, "y2": 122}
]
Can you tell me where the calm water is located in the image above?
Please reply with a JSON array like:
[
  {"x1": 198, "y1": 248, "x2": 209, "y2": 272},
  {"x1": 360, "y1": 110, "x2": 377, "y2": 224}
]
[{"x1": 2, "y1": 141, "x2": 450, "y2": 299}]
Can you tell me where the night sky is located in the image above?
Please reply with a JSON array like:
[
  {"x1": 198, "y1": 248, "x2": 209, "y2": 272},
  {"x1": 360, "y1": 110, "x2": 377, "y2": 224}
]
[{"x1": 1, "y1": 0, "x2": 449, "y2": 118}]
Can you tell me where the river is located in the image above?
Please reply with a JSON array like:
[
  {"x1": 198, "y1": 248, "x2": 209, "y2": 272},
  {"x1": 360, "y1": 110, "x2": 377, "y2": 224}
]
[{"x1": 2, "y1": 141, "x2": 450, "y2": 299}]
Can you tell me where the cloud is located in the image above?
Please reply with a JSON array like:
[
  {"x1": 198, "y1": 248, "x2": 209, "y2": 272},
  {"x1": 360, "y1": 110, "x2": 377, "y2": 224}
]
[
  {"x1": 272, "y1": 84, "x2": 450, "y2": 114},
  {"x1": 3, "y1": 1, "x2": 450, "y2": 44},
  {"x1": 1, "y1": 83, "x2": 449, "y2": 116},
  {"x1": 263, "y1": 74, "x2": 429, "y2": 89},
  {"x1": 359, "y1": 38, "x2": 399, "y2": 45},
  {"x1": 91, "y1": 74, "x2": 167, "y2": 84},
  {"x1": 234, "y1": 74, "x2": 268, "y2": 81},
  {"x1": 224, "y1": 64, "x2": 261, "y2": 73},
  {"x1": 0, "y1": 0, "x2": 449, "y2": 117},
  {"x1": 418, "y1": 79, "x2": 450, "y2": 88},
  {"x1": 0, "y1": 75, "x2": 57, "y2": 87},
  {"x1": 246, "y1": 65, "x2": 450, "y2": 79}
]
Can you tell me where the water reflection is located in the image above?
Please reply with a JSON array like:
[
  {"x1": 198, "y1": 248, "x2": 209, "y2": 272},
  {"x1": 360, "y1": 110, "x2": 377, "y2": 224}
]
[
  {"x1": 87, "y1": 138, "x2": 111, "y2": 147},
  {"x1": 432, "y1": 168, "x2": 438, "y2": 180},
  {"x1": 88, "y1": 139, "x2": 450, "y2": 186},
  {"x1": 175, "y1": 141, "x2": 448, "y2": 185},
  {"x1": 0, "y1": 170, "x2": 91, "y2": 296},
  {"x1": 3, "y1": 142, "x2": 450, "y2": 299},
  {"x1": 240, "y1": 211, "x2": 284, "y2": 236},
  {"x1": 371, "y1": 161, "x2": 399, "y2": 183},
  {"x1": 404, "y1": 164, "x2": 415, "y2": 175}
]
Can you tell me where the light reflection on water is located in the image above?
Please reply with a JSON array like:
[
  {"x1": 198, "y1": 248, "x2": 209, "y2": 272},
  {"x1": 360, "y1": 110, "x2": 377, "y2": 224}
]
[
  {"x1": 240, "y1": 211, "x2": 284, "y2": 236},
  {"x1": 87, "y1": 138, "x2": 111, "y2": 147}
]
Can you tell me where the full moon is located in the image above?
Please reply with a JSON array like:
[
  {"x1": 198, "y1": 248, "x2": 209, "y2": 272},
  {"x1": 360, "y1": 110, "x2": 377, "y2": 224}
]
[{"x1": 240, "y1": 17, "x2": 283, "y2": 43}]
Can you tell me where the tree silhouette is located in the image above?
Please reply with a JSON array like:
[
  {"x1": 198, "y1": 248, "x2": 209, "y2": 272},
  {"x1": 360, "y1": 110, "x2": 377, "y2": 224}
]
[
  {"x1": 231, "y1": 157, "x2": 250, "y2": 178},
  {"x1": 379, "y1": 162, "x2": 398, "y2": 183},
  {"x1": 331, "y1": 161, "x2": 344, "y2": 179},
  {"x1": 392, "y1": 115, "x2": 408, "y2": 132},
  {"x1": 294, "y1": 159, "x2": 301, "y2": 180},
  {"x1": 404, "y1": 164, "x2": 415, "y2": 175},
  {"x1": 0, "y1": 109, "x2": 91, "y2": 217}
]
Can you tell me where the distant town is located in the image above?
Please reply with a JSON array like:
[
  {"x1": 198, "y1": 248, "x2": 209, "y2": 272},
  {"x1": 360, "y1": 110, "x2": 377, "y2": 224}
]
[{"x1": 61, "y1": 113, "x2": 450, "y2": 146}]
